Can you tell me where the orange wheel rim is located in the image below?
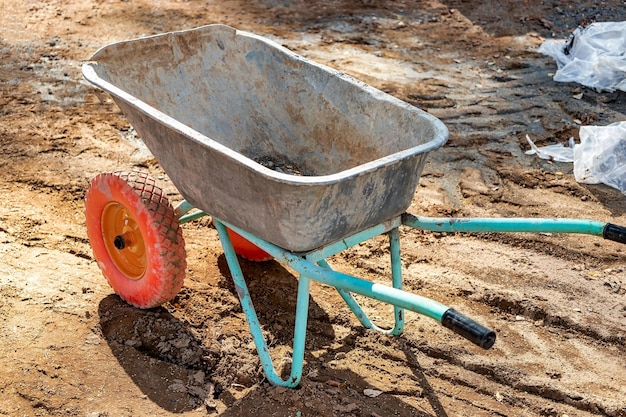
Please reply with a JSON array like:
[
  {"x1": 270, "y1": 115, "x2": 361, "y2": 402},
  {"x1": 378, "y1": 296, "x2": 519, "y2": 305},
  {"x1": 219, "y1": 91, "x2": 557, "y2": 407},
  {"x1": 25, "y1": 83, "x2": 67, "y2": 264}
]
[{"x1": 101, "y1": 201, "x2": 147, "y2": 280}]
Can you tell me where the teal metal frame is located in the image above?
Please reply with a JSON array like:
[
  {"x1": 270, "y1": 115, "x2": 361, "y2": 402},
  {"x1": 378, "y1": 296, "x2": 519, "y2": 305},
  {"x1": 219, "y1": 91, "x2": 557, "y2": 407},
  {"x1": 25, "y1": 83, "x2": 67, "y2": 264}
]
[{"x1": 174, "y1": 200, "x2": 624, "y2": 387}]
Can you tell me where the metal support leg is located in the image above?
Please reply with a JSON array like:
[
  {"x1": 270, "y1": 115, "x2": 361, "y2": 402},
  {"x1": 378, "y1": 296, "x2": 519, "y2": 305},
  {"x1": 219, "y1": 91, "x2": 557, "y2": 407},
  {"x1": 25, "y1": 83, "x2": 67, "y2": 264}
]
[
  {"x1": 175, "y1": 200, "x2": 208, "y2": 224},
  {"x1": 214, "y1": 219, "x2": 309, "y2": 387},
  {"x1": 389, "y1": 227, "x2": 405, "y2": 336},
  {"x1": 314, "y1": 227, "x2": 404, "y2": 336}
]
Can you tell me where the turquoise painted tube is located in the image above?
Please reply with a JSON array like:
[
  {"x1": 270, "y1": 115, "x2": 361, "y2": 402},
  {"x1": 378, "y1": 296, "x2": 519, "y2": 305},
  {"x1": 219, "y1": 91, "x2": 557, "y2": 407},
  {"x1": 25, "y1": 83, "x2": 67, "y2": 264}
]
[
  {"x1": 388, "y1": 227, "x2": 405, "y2": 336},
  {"x1": 178, "y1": 210, "x2": 208, "y2": 224},
  {"x1": 175, "y1": 200, "x2": 209, "y2": 225},
  {"x1": 304, "y1": 265, "x2": 449, "y2": 321},
  {"x1": 318, "y1": 257, "x2": 404, "y2": 335},
  {"x1": 317, "y1": 259, "x2": 376, "y2": 329},
  {"x1": 290, "y1": 273, "x2": 312, "y2": 386},
  {"x1": 296, "y1": 253, "x2": 494, "y2": 348},
  {"x1": 214, "y1": 220, "x2": 306, "y2": 387},
  {"x1": 305, "y1": 217, "x2": 401, "y2": 262},
  {"x1": 402, "y1": 214, "x2": 607, "y2": 236},
  {"x1": 174, "y1": 200, "x2": 194, "y2": 217}
]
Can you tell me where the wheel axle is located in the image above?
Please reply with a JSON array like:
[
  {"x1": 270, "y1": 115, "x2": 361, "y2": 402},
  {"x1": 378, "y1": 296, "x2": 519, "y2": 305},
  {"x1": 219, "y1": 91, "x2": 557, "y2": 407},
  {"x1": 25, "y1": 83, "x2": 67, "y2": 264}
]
[{"x1": 114, "y1": 234, "x2": 127, "y2": 250}]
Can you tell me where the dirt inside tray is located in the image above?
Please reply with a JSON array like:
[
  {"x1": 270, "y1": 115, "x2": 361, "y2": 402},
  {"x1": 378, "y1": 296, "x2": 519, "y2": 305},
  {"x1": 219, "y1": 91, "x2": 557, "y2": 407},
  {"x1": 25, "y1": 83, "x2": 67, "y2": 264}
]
[
  {"x1": 1, "y1": 1, "x2": 625, "y2": 416},
  {"x1": 254, "y1": 156, "x2": 311, "y2": 176}
]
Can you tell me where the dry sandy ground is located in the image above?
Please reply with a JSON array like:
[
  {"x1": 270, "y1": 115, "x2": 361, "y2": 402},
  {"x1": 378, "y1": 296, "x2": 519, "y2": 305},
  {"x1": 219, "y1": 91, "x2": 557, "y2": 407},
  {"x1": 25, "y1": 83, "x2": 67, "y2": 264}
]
[{"x1": 1, "y1": 1, "x2": 625, "y2": 416}]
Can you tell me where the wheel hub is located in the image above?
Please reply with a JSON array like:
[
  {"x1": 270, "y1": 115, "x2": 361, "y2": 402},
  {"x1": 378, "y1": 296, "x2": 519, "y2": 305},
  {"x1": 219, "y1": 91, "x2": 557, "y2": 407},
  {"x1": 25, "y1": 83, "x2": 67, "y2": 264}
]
[{"x1": 101, "y1": 202, "x2": 147, "y2": 280}]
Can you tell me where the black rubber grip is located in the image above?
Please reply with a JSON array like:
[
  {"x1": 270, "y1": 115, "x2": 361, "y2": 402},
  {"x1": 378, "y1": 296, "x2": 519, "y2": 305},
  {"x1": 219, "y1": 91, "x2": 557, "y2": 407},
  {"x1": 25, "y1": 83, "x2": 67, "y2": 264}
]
[
  {"x1": 603, "y1": 223, "x2": 626, "y2": 245},
  {"x1": 441, "y1": 308, "x2": 496, "y2": 349}
]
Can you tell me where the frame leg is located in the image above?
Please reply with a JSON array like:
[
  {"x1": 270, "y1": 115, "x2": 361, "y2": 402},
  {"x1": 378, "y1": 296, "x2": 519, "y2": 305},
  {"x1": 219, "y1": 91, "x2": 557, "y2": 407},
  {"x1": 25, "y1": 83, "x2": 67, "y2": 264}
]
[
  {"x1": 316, "y1": 227, "x2": 405, "y2": 336},
  {"x1": 214, "y1": 220, "x2": 309, "y2": 387},
  {"x1": 175, "y1": 200, "x2": 208, "y2": 224}
]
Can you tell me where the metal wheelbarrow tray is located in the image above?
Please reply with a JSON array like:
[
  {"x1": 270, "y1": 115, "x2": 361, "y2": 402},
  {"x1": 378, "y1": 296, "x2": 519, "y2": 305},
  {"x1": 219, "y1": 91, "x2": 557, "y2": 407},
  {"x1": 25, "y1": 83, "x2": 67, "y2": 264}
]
[
  {"x1": 82, "y1": 25, "x2": 626, "y2": 388},
  {"x1": 82, "y1": 24, "x2": 446, "y2": 253}
]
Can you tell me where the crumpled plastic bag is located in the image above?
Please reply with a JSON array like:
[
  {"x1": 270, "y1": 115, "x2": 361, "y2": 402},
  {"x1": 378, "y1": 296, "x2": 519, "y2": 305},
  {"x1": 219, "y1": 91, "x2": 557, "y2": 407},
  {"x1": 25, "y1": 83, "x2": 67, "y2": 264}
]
[
  {"x1": 538, "y1": 22, "x2": 626, "y2": 92},
  {"x1": 525, "y1": 135, "x2": 574, "y2": 162},
  {"x1": 573, "y1": 121, "x2": 626, "y2": 194}
]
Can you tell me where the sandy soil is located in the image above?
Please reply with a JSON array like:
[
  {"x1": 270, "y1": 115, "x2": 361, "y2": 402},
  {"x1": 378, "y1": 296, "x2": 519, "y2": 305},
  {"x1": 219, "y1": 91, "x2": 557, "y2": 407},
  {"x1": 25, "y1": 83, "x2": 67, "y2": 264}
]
[{"x1": 1, "y1": 1, "x2": 625, "y2": 416}]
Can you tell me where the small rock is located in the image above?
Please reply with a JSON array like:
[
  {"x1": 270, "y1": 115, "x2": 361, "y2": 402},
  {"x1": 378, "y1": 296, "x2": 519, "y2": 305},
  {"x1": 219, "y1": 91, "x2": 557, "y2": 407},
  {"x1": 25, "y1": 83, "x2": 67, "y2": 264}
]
[
  {"x1": 534, "y1": 320, "x2": 544, "y2": 327},
  {"x1": 125, "y1": 338, "x2": 141, "y2": 347},
  {"x1": 363, "y1": 388, "x2": 383, "y2": 398},
  {"x1": 306, "y1": 369, "x2": 319, "y2": 379},
  {"x1": 192, "y1": 371, "x2": 205, "y2": 384},
  {"x1": 157, "y1": 341, "x2": 171, "y2": 352},
  {"x1": 605, "y1": 281, "x2": 621, "y2": 293},
  {"x1": 270, "y1": 386, "x2": 288, "y2": 402},
  {"x1": 187, "y1": 386, "x2": 207, "y2": 398},
  {"x1": 204, "y1": 398, "x2": 218, "y2": 410},
  {"x1": 171, "y1": 337, "x2": 190, "y2": 348},
  {"x1": 168, "y1": 381, "x2": 187, "y2": 393}
]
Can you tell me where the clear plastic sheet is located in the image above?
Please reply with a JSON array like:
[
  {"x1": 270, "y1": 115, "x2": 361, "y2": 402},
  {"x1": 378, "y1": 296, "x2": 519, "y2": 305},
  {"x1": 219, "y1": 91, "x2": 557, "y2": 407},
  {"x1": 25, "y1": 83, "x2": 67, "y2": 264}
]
[
  {"x1": 538, "y1": 22, "x2": 626, "y2": 92},
  {"x1": 573, "y1": 121, "x2": 626, "y2": 194},
  {"x1": 525, "y1": 135, "x2": 574, "y2": 162}
]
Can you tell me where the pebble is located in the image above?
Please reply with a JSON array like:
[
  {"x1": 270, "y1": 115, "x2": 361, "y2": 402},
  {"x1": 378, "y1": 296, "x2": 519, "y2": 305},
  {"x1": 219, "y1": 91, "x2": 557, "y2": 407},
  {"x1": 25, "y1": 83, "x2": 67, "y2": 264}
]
[
  {"x1": 171, "y1": 337, "x2": 190, "y2": 348},
  {"x1": 168, "y1": 380, "x2": 187, "y2": 393},
  {"x1": 187, "y1": 385, "x2": 206, "y2": 398},
  {"x1": 192, "y1": 371, "x2": 205, "y2": 384},
  {"x1": 363, "y1": 388, "x2": 383, "y2": 398},
  {"x1": 605, "y1": 281, "x2": 621, "y2": 293}
]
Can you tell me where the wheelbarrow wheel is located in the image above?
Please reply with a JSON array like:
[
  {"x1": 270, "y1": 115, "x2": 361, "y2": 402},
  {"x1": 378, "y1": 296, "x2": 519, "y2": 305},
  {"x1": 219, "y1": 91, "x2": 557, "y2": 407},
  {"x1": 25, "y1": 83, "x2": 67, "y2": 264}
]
[{"x1": 85, "y1": 171, "x2": 186, "y2": 308}]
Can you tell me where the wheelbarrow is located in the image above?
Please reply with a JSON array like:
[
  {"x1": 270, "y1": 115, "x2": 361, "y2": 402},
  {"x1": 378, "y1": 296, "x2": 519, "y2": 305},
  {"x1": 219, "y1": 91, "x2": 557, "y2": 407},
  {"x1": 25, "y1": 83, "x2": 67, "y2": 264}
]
[{"x1": 82, "y1": 25, "x2": 626, "y2": 387}]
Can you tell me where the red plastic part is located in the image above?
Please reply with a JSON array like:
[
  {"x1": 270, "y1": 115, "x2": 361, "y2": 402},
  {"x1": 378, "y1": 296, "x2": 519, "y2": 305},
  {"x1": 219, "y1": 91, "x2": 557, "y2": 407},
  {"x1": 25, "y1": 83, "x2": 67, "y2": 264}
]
[
  {"x1": 85, "y1": 171, "x2": 186, "y2": 308},
  {"x1": 226, "y1": 228, "x2": 273, "y2": 262}
]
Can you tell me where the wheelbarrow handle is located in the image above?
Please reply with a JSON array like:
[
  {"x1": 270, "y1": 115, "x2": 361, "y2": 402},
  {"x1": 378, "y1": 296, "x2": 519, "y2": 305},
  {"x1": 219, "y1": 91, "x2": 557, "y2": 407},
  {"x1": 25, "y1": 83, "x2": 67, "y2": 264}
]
[
  {"x1": 604, "y1": 223, "x2": 626, "y2": 245},
  {"x1": 441, "y1": 309, "x2": 496, "y2": 349},
  {"x1": 403, "y1": 214, "x2": 626, "y2": 246}
]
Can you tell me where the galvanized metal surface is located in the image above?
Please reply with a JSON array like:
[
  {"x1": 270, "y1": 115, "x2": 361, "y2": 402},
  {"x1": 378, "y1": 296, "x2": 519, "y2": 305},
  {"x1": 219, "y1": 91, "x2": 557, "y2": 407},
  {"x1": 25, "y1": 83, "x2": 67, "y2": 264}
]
[{"x1": 82, "y1": 24, "x2": 448, "y2": 251}]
